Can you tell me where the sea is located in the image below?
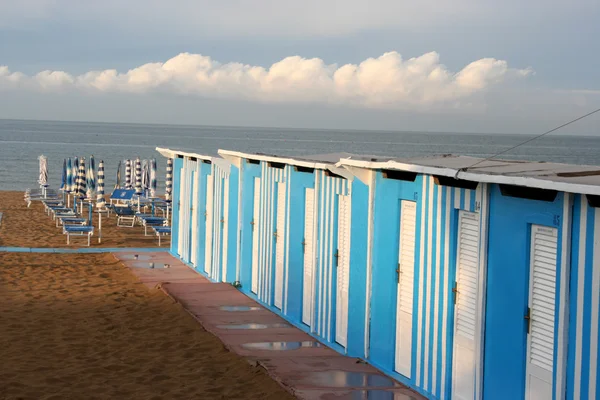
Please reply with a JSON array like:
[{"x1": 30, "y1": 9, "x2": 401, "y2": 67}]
[{"x1": 1, "y1": 119, "x2": 599, "y2": 192}]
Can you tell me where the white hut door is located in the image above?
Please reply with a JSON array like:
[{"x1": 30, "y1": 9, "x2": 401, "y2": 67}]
[
  {"x1": 177, "y1": 167, "x2": 187, "y2": 259},
  {"x1": 395, "y1": 200, "x2": 417, "y2": 377},
  {"x1": 191, "y1": 169, "x2": 200, "y2": 267},
  {"x1": 251, "y1": 178, "x2": 261, "y2": 294},
  {"x1": 525, "y1": 225, "x2": 558, "y2": 400},
  {"x1": 335, "y1": 194, "x2": 351, "y2": 347},
  {"x1": 274, "y1": 182, "x2": 286, "y2": 309},
  {"x1": 204, "y1": 174, "x2": 214, "y2": 274},
  {"x1": 302, "y1": 188, "x2": 316, "y2": 325},
  {"x1": 451, "y1": 210, "x2": 481, "y2": 400},
  {"x1": 221, "y1": 177, "x2": 230, "y2": 282}
]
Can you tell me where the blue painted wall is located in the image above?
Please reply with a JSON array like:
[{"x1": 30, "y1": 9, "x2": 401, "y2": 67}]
[
  {"x1": 239, "y1": 160, "x2": 262, "y2": 292},
  {"x1": 368, "y1": 173, "x2": 481, "y2": 400},
  {"x1": 483, "y1": 185, "x2": 565, "y2": 400},
  {"x1": 369, "y1": 172, "x2": 423, "y2": 374},
  {"x1": 346, "y1": 177, "x2": 369, "y2": 358},
  {"x1": 224, "y1": 166, "x2": 239, "y2": 283},
  {"x1": 285, "y1": 167, "x2": 316, "y2": 325},
  {"x1": 170, "y1": 156, "x2": 183, "y2": 255},
  {"x1": 192, "y1": 161, "x2": 211, "y2": 273}
]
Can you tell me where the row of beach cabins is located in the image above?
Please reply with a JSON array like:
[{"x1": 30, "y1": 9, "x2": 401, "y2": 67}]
[{"x1": 157, "y1": 146, "x2": 599, "y2": 400}]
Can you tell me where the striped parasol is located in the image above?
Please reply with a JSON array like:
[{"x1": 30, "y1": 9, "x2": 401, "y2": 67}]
[
  {"x1": 96, "y1": 160, "x2": 105, "y2": 208},
  {"x1": 77, "y1": 157, "x2": 87, "y2": 199},
  {"x1": 141, "y1": 159, "x2": 150, "y2": 194},
  {"x1": 134, "y1": 157, "x2": 142, "y2": 195},
  {"x1": 72, "y1": 157, "x2": 79, "y2": 192},
  {"x1": 86, "y1": 155, "x2": 96, "y2": 199},
  {"x1": 165, "y1": 158, "x2": 173, "y2": 200},
  {"x1": 66, "y1": 158, "x2": 73, "y2": 192},
  {"x1": 125, "y1": 159, "x2": 132, "y2": 189},
  {"x1": 150, "y1": 159, "x2": 157, "y2": 198}
]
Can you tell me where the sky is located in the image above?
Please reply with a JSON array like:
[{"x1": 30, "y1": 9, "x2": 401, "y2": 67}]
[{"x1": 0, "y1": 0, "x2": 599, "y2": 134}]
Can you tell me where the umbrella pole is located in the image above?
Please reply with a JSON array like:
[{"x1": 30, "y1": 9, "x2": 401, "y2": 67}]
[{"x1": 98, "y1": 212, "x2": 102, "y2": 244}]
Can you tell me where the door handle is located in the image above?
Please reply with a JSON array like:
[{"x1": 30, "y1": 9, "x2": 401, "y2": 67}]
[
  {"x1": 524, "y1": 307, "x2": 531, "y2": 334},
  {"x1": 452, "y1": 283, "x2": 458, "y2": 304}
]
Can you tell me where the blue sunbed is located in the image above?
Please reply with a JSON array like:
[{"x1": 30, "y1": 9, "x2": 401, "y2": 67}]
[
  {"x1": 63, "y1": 225, "x2": 94, "y2": 246},
  {"x1": 152, "y1": 226, "x2": 171, "y2": 246}
]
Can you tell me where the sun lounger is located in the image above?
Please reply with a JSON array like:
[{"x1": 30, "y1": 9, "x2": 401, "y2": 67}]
[
  {"x1": 50, "y1": 208, "x2": 76, "y2": 220},
  {"x1": 63, "y1": 225, "x2": 94, "y2": 246},
  {"x1": 139, "y1": 216, "x2": 167, "y2": 235},
  {"x1": 152, "y1": 226, "x2": 171, "y2": 246},
  {"x1": 114, "y1": 206, "x2": 136, "y2": 227},
  {"x1": 58, "y1": 217, "x2": 87, "y2": 227}
]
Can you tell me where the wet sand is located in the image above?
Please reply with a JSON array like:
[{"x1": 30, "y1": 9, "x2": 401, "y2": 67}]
[
  {"x1": 0, "y1": 191, "x2": 166, "y2": 248},
  {"x1": 0, "y1": 252, "x2": 295, "y2": 399}
]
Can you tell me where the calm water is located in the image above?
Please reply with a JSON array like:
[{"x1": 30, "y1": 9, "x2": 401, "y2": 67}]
[{"x1": 1, "y1": 119, "x2": 599, "y2": 191}]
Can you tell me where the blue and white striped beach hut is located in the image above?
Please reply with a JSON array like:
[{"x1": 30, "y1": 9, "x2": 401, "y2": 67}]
[
  {"x1": 157, "y1": 147, "x2": 239, "y2": 283},
  {"x1": 338, "y1": 155, "x2": 600, "y2": 400},
  {"x1": 219, "y1": 150, "x2": 370, "y2": 356}
]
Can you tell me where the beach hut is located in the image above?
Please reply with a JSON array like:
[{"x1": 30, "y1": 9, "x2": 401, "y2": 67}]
[
  {"x1": 156, "y1": 148, "x2": 239, "y2": 282},
  {"x1": 219, "y1": 150, "x2": 370, "y2": 356},
  {"x1": 338, "y1": 155, "x2": 600, "y2": 400}
]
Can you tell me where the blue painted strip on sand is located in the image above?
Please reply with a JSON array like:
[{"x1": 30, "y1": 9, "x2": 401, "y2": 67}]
[{"x1": 0, "y1": 247, "x2": 168, "y2": 254}]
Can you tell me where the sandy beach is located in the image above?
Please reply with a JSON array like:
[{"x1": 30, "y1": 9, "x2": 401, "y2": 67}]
[
  {"x1": 0, "y1": 251, "x2": 294, "y2": 399},
  {"x1": 0, "y1": 191, "x2": 166, "y2": 248}
]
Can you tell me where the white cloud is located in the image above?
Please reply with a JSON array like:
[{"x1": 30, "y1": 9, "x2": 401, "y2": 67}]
[{"x1": 0, "y1": 51, "x2": 532, "y2": 109}]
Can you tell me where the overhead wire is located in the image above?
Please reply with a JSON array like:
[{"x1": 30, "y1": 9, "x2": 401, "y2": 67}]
[{"x1": 455, "y1": 107, "x2": 600, "y2": 177}]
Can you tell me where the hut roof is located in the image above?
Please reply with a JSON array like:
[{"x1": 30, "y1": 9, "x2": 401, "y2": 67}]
[{"x1": 338, "y1": 154, "x2": 600, "y2": 196}]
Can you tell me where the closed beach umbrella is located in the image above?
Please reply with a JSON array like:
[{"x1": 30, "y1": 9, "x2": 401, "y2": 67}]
[
  {"x1": 72, "y1": 157, "x2": 79, "y2": 192},
  {"x1": 141, "y1": 159, "x2": 150, "y2": 194},
  {"x1": 116, "y1": 160, "x2": 122, "y2": 188},
  {"x1": 77, "y1": 157, "x2": 87, "y2": 199},
  {"x1": 60, "y1": 159, "x2": 67, "y2": 190},
  {"x1": 86, "y1": 155, "x2": 96, "y2": 199},
  {"x1": 66, "y1": 158, "x2": 72, "y2": 192},
  {"x1": 125, "y1": 159, "x2": 132, "y2": 189},
  {"x1": 135, "y1": 157, "x2": 142, "y2": 195},
  {"x1": 38, "y1": 155, "x2": 48, "y2": 187},
  {"x1": 150, "y1": 159, "x2": 157, "y2": 198},
  {"x1": 97, "y1": 160, "x2": 106, "y2": 209},
  {"x1": 165, "y1": 158, "x2": 173, "y2": 201}
]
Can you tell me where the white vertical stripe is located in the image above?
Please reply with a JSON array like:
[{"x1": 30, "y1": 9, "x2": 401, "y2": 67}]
[
  {"x1": 327, "y1": 178, "x2": 336, "y2": 341},
  {"x1": 260, "y1": 166, "x2": 266, "y2": 299},
  {"x1": 454, "y1": 187, "x2": 460, "y2": 209},
  {"x1": 222, "y1": 176, "x2": 230, "y2": 282},
  {"x1": 318, "y1": 172, "x2": 326, "y2": 334},
  {"x1": 556, "y1": 194, "x2": 571, "y2": 400},
  {"x1": 424, "y1": 176, "x2": 434, "y2": 389},
  {"x1": 258, "y1": 164, "x2": 264, "y2": 299},
  {"x1": 284, "y1": 167, "x2": 291, "y2": 314},
  {"x1": 417, "y1": 175, "x2": 427, "y2": 386},
  {"x1": 432, "y1": 183, "x2": 442, "y2": 395},
  {"x1": 235, "y1": 161, "x2": 244, "y2": 283},
  {"x1": 590, "y1": 208, "x2": 600, "y2": 400},
  {"x1": 475, "y1": 184, "x2": 489, "y2": 400},
  {"x1": 440, "y1": 186, "x2": 452, "y2": 400},
  {"x1": 311, "y1": 171, "x2": 321, "y2": 331},
  {"x1": 574, "y1": 196, "x2": 587, "y2": 399},
  {"x1": 268, "y1": 168, "x2": 276, "y2": 303},
  {"x1": 464, "y1": 189, "x2": 471, "y2": 210}
]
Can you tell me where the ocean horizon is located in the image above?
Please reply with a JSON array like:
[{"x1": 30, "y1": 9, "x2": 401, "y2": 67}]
[{"x1": 1, "y1": 118, "x2": 599, "y2": 191}]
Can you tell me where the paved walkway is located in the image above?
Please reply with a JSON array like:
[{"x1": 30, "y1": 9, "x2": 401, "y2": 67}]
[{"x1": 114, "y1": 251, "x2": 425, "y2": 400}]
